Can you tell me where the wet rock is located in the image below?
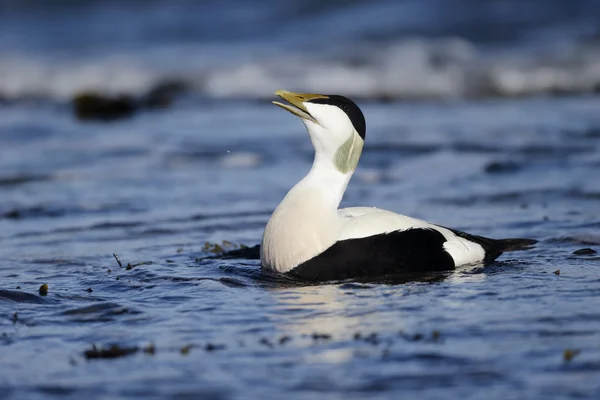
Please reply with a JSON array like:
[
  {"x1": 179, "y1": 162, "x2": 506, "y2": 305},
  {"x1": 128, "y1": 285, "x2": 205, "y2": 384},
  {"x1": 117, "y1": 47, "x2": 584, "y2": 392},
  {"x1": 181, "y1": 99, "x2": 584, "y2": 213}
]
[
  {"x1": 71, "y1": 80, "x2": 188, "y2": 121},
  {"x1": 72, "y1": 92, "x2": 137, "y2": 121}
]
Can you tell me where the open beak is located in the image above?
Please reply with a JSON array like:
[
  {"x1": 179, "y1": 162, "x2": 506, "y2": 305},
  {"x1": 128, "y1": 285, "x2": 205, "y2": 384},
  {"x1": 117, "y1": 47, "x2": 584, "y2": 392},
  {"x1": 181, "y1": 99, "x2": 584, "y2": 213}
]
[{"x1": 272, "y1": 90, "x2": 328, "y2": 124}]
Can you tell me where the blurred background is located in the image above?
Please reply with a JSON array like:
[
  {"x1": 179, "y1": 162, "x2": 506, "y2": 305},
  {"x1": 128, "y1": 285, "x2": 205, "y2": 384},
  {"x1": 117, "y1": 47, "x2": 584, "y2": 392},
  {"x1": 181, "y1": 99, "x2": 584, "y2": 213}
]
[
  {"x1": 1, "y1": 2, "x2": 600, "y2": 399},
  {"x1": 2, "y1": 0, "x2": 600, "y2": 103}
]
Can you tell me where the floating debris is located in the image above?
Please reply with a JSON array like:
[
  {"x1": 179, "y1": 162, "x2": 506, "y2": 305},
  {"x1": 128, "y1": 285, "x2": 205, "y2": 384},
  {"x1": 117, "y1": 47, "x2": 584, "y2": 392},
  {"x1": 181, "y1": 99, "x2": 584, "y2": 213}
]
[
  {"x1": 201, "y1": 240, "x2": 246, "y2": 255},
  {"x1": 311, "y1": 333, "x2": 332, "y2": 340},
  {"x1": 432, "y1": 330, "x2": 441, "y2": 341},
  {"x1": 484, "y1": 161, "x2": 521, "y2": 174},
  {"x1": 278, "y1": 336, "x2": 292, "y2": 345},
  {"x1": 563, "y1": 349, "x2": 581, "y2": 362},
  {"x1": 86, "y1": 287, "x2": 93, "y2": 293},
  {"x1": 259, "y1": 337, "x2": 274, "y2": 348},
  {"x1": 112, "y1": 254, "x2": 123, "y2": 268},
  {"x1": 143, "y1": 343, "x2": 156, "y2": 355},
  {"x1": 84, "y1": 344, "x2": 139, "y2": 359},
  {"x1": 360, "y1": 333, "x2": 379, "y2": 345},
  {"x1": 196, "y1": 244, "x2": 261, "y2": 261},
  {"x1": 412, "y1": 333, "x2": 424, "y2": 341},
  {"x1": 554, "y1": 270, "x2": 561, "y2": 275},
  {"x1": 39, "y1": 284, "x2": 48, "y2": 296},
  {"x1": 180, "y1": 345, "x2": 193, "y2": 355},
  {"x1": 203, "y1": 242, "x2": 225, "y2": 254},
  {"x1": 573, "y1": 248, "x2": 597, "y2": 255},
  {"x1": 107, "y1": 268, "x2": 112, "y2": 273},
  {"x1": 126, "y1": 261, "x2": 152, "y2": 271},
  {"x1": 205, "y1": 343, "x2": 226, "y2": 352}
]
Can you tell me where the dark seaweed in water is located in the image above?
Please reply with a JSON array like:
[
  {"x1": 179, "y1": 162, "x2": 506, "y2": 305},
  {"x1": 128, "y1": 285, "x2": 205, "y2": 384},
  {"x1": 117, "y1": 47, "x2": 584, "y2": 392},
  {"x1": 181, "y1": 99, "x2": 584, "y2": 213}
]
[{"x1": 84, "y1": 344, "x2": 139, "y2": 360}]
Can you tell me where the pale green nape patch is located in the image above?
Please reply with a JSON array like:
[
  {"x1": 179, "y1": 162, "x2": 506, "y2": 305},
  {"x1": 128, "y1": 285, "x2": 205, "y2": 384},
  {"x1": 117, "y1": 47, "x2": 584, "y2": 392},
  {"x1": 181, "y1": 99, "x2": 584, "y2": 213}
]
[{"x1": 334, "y1": 131, "x2": 364, "y2": 174}]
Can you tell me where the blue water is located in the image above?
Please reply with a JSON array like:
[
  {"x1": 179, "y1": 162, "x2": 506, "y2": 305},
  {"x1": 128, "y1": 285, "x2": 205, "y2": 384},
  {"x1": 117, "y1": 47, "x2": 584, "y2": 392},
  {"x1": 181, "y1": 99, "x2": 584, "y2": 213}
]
[{"x1": 1, "y1": 1, "x2": 600, "y2": 399}]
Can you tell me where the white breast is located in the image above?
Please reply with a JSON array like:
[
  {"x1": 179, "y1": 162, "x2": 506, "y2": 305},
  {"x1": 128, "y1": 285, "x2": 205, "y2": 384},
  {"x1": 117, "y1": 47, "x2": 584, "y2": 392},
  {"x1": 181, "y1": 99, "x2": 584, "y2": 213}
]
[{"x1": 261, "y1": 185, "x2": 343, "y2": 273}]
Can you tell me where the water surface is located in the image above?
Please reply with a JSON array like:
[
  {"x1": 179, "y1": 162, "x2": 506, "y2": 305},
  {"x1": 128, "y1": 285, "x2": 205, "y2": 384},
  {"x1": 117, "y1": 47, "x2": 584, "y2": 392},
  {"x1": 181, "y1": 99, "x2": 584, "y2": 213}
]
[{"x1": 1, "y1": 1, "x2": 600, "y2": 399}]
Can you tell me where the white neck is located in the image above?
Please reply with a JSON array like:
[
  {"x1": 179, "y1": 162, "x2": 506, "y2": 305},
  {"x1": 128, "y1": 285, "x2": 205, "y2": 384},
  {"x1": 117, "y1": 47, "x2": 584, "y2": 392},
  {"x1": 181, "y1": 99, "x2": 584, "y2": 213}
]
[{"x1": 261, "y1": 152, "x2": 353, "y2": 273}]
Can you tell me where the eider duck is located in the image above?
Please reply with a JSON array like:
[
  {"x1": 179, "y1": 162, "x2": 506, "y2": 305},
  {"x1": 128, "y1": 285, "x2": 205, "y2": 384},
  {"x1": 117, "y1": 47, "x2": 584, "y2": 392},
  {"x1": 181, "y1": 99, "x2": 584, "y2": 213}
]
[{"x1": 261, "y1": 90, "x2": 537, "y2": 281}]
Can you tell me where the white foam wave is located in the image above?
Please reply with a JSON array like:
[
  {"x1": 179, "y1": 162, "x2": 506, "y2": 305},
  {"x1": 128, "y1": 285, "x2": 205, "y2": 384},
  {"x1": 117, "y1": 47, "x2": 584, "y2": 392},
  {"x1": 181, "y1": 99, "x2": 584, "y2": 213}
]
[
  {"x1": 203, "y1": 39, "x2": 600, "y2": 99},
  {"x1": 0, "y1": 56, "x2": 159, "y2": 100},
  {"x1": 2, "y1": 39, "x2": 600, "y2": 101}
]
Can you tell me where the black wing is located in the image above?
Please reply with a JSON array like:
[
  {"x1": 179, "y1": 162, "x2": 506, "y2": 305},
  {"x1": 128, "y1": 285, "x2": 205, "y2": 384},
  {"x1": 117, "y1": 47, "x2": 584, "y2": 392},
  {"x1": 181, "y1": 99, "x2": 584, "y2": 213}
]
[{"x1": 288, "y1": 228, "x2": 455, "y2": 282}]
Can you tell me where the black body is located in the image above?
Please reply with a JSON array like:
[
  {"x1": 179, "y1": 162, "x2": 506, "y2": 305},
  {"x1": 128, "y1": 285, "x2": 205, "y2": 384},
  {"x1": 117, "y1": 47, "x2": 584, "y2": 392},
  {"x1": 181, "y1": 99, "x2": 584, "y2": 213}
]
[
  {"x1": 289, "y1": 228, "x2": 455, "y2": 282},
  {"x1": 288, "y1": 228, "x2": 537, "y2": 282}
]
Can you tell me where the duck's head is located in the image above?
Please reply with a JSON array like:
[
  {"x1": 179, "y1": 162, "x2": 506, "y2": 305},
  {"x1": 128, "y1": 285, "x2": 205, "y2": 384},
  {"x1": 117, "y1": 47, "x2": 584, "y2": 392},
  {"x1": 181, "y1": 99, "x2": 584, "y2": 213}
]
[{"x1": 273, "y1": 90, "x2": 366, "y2": 174}]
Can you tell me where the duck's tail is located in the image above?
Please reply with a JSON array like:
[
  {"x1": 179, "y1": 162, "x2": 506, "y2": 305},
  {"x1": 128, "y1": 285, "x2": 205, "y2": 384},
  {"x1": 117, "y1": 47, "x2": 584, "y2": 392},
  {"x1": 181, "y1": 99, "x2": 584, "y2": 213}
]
[
  {"x1": 482, "y1": 237, "x2": 538, "y2": 263},
  {"x1": 441, "y1": 226, "x2": 538, "y2": 263},
  {"x1": 494, "y1": 238, "x2": 538, "y2": 252}
]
